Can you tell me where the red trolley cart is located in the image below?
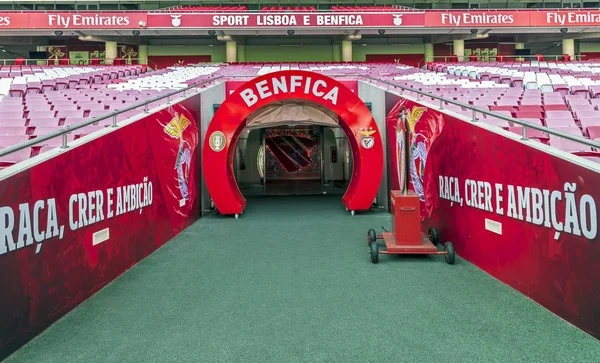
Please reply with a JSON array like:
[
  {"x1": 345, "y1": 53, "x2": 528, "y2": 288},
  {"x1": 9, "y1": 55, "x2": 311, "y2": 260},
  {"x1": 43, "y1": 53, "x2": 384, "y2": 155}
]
[{"x1": 366, "y1": 105, "x2": 455, "y2": 264}]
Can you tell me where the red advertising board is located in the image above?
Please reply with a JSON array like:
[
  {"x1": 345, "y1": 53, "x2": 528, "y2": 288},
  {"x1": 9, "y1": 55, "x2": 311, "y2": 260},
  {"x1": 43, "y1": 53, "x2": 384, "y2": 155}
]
[
  {"x1": 424, "y1": 11, "x2": 530, "y2": 27},
  {"x1": 530, "y1": 10, "x2": 600, "y2": 26},
  {"x1": 1, "y1": 10, "x2": 599, "y2": 29},
  {"x1": 426, "y1": 10, "x2": 600, "y2": 27},
  {"x1": 0, "y1": 98, "x2": 201, "y2": 360},
  {"x1": 386, "y1": 95, "x2": 600, "y2": 339},
  {"x1": 0, "y1": 12, "x2": 147, "y2": 29},
  {"x1": 146, "y1": 12, "x2": 423, "y2": 28}
]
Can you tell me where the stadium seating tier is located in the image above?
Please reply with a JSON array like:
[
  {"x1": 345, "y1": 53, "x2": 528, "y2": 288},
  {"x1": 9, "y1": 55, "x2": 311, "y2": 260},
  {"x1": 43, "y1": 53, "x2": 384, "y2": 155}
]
[{"x1": 1, "y1": 61, "x2": 599, "y2": 167}]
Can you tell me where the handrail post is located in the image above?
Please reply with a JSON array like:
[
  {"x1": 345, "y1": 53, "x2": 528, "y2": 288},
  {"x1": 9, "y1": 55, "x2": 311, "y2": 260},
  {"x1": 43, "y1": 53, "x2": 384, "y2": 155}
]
[
  {"x1": 439, "y1": 99, "x2": 444, "y2": 110},
  {"x1": 112, "y1": 114, "x2": 117, "y2": 128},
  {"x1": 60, "y1": 133, "x2": 69, "y2": 149},
  {"x1": 521, "y1": 126, "x2": 529, "y2": 140},
  {"x1": 144, "y1": 103, "x2": 149, "y2": 113},
  {"x1": 472, "y1": 109, "x2": 477, "y2": 122}
]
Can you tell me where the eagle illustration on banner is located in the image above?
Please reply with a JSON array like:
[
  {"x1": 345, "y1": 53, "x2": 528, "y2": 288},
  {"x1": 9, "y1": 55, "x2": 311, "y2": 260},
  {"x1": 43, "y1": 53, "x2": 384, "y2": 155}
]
[
  {"x1": 145, "y1": 104, "x2": 198, "y2": 233},
  {"x1": 163, "y1": 112, "x2": 193, "y2": 200},
  {"x1": 396, "y1": 105, "x2": 426, "y2": 195},
  {"x1": 387, "y1": 98, "x2": 445, "y2": 219}
]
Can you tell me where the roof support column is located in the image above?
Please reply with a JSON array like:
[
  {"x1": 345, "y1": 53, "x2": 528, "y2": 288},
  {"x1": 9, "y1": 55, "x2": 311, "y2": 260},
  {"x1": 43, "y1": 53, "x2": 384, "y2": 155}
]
[
  {"x1": 105, "y1": 41, "x2": 117, "y2": 64},
  {"x1": 225, "y1": 40, "x2": 237, "y2": 63},
  {"x1": 138, "y1": 44, "x2": 148, "y2": 65},
  {"x1": 562, "y1": 38, "x2": 575, "y2": 61},
  {"x1": 342, "y1": 34, "x2": 361, "y2": 62},
  {"x1": 453, "y1": 39, "x2": 464, "y2": 62},
  {"x1": 424, "y1": 43, "x2": 434, "y2": 64},
  {"x1": 217, "y1": 35, "x2": 237, "y2": 63},
  {"x1": 341, "y1": 40, "x2": 352, "y2": 62}
]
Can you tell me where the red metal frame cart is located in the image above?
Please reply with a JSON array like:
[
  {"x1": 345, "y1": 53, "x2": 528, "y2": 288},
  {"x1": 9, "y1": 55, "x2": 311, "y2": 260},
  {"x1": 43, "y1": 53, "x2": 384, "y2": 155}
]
[{"x1": 366, "y1": 105, "x2": 456, "y2": 264}]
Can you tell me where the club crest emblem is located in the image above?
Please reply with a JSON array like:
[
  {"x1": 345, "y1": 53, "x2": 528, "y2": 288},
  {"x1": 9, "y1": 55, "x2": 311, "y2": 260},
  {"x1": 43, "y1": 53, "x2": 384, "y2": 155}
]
[
  {"x1": 164, "y1": 112, "x2": 192, "y2": 200},
  {"x1": 358, "y1": 127, "x2": 376, "y2": 149},
  {"x1": 393, "y1": 14, "x2": 403, "y2": 26},
  {"x1": 171, "y1": 15, "x2": 182, "y2": 27},
  {"x1": 209, "y1": 131, "x2": 226, "y2": 152}
]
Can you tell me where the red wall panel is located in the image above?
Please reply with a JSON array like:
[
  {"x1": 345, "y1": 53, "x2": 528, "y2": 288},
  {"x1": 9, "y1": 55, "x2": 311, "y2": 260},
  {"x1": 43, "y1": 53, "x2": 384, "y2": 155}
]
[
  {"x1": 581, "y1": 52, "x2": 600, "y2": 60},
  {"x1": 385, "y1": 94, "x2": 600, "y2": 339},
  {"x1": 0, "y1": 96, "x2": 202, "y2": 360}
]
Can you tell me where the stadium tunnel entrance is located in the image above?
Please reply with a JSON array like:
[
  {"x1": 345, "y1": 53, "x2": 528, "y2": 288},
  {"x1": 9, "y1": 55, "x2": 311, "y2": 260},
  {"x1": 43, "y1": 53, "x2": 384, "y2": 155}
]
[
  {"x1": 202, "y1": 70, "x2": 384, "y2": 217},
  {"x1": 235, "y1": 101, "x2": 352, "y2": 197}
]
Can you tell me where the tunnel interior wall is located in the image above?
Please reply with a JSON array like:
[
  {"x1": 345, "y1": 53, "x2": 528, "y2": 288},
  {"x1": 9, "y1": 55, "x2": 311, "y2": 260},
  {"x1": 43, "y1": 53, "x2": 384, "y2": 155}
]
[
  {"x1": 384, "y1": 90, "x2": 600, "y2": 339},
  {"x1": 0, "y1": 95, "x2": 203, "y2": 360}
]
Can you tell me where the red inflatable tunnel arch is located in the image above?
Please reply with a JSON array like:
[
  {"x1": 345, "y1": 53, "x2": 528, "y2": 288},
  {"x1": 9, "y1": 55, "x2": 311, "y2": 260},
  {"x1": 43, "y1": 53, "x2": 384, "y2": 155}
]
[{"x1": 202, "y1": 70, "x2": 383, "y2": 216}]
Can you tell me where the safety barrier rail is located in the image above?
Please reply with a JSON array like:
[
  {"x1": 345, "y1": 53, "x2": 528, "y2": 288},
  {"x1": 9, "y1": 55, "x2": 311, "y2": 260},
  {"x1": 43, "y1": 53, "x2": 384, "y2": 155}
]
[
  {"x1": 0, "y1": 74, "x2": 222, "y2": 159},
  {"x1": 417, "y1": 54, "x2": 588, "y2": 69},
  {"x1": 0, "y1": 72, "x2": 598, "y2": 161},
  {"x1": 0, "y1": 58, "x2": 155, "y2": 68},
  {"x1": 355, "y1": 74, "x2": 600, "y2": 150},
  {"x1": 424, "y1": 55, "x2": 586, "y2": 63}
]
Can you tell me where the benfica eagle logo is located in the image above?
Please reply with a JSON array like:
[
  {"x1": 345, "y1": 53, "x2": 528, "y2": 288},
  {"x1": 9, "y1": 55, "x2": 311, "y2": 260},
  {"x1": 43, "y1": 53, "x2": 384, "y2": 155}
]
[
  {"x1": 397, "y1": 105, "x2": 426, "y2": 197},
  {"x1": 358, "y1": 127, "x2": 376, "y2": 149},
  {"x1": 164, "y1": 112, "x2": 193, "y2": 200}
]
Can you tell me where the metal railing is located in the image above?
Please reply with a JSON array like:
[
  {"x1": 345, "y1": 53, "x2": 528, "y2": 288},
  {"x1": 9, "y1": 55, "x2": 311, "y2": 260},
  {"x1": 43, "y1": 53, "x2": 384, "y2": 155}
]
[
  {"x1": 423, "y1": 55, "x2": 586, "y2": 65},
  {"x1": 1, "y1": 72, "x2": 598, "y2": 162},
  {"x1": 0, "y1": 58, "x2": 157, "y2": 68},
  {"x1": 0, "y1": 75, "x2": 222, "y2": 159},
  {"x1": 355, "y1": 75, "x2": 600, "y2": 150}
]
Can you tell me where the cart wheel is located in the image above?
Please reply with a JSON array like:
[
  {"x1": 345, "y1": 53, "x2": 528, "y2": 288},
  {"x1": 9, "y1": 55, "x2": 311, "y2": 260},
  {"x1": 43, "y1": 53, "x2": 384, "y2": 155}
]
[
  {"x1": 234, "y1": 214, "x2": 239, "y2": 220},
  {"x1": 367, "y1": 229, "x2": 377, "y2": 245},
  {"x1": 428, "y1": 227, "x2": 440, "y2": 246},
  {"x1": 444, "y1": 242, "x2": 455, "y2": 265},
  {"x1": 351, "y1": 210, "x2": 355, "y2": 216},
  {"x1": 370, "y1": 241, "x2": 379, "y2": 263}
]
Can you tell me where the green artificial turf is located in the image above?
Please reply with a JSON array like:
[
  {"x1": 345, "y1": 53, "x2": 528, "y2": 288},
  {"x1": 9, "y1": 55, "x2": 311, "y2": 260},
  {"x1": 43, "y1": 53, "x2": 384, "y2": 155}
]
[{"x1": 7, "y1": 195, "x2": 600, "y2": 363}]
